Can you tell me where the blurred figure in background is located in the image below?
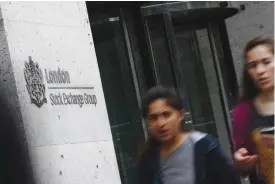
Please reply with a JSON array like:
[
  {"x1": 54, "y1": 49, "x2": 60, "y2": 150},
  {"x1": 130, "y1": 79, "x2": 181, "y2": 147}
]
[
  {"x1": 232, "y1": 36, "x2": 274, "y2": 184},
  {"x1": 136, "y1": 86, "x2": 239, "y2": 184}
]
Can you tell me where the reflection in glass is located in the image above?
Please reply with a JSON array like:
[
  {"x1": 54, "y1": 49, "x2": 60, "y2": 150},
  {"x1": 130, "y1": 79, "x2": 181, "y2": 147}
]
[
  {"x1": 146, "y1": 16, "x2": 176, "y2": 88},
  {"x1": 173, "y1": 25, "x2": 217, "y2": 136}
]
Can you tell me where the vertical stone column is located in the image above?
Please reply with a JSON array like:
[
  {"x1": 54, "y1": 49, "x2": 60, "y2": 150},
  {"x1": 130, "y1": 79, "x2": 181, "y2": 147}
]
[{"x1": 0, "y1": 2, "x2": 121, "y2": 184}]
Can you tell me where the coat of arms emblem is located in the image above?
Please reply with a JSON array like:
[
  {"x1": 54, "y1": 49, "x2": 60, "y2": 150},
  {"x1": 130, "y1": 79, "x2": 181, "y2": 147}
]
[{"x1": 24, "y1": 56, "x2": 47, "y2": 108}]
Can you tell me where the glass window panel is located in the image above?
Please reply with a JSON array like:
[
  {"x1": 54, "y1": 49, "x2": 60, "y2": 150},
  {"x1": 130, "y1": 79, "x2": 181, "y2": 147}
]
[
  {"x1": 91, "y1": 14, "x2": 144, "y2": 184},
  {"x1": 173, "y1": 25, "x2": 215, "y2": 127},
  {"x1": 146, "y1": 15, "x2": 176, "y2": 88}
]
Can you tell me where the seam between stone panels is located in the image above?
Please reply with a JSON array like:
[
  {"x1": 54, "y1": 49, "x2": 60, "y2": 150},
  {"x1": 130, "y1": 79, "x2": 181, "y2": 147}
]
[
  {"x1": 2, "y1": 18, "x2": 88, "y2": 29},
  {"x1": 31, "y1": 139, "x2": 112, "y2": 148}
]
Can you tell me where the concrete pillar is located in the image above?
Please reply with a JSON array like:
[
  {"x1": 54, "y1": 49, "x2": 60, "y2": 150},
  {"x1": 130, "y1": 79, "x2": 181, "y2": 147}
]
[{"x1": 0, "y1": 2, "x2": 121, "y2": 184}]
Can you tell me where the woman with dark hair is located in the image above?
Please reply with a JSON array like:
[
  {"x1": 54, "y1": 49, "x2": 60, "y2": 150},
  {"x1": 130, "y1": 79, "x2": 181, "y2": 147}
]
[
  {"x1": 232, "y1": 36, "x2": 274, "y2": 184},
  {"x1": 136, "y1": 86, "x2": 239, "y2": 184}
]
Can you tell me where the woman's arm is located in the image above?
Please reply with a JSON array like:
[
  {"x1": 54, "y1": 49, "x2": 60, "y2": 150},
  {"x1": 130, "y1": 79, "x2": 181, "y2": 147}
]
[
  {"x1": 231, "y1": 102, "x2": 259, "y2": 177},
  {"x1": 232, "y1": 102, "x2": 251, "y2": 151}
]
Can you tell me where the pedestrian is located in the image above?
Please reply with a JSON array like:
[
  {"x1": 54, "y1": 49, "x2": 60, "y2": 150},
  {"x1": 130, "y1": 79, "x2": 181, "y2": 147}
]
[
  {"x1": 136, "y1": 86, "x2": 240, "y2": 184},
  {"x1": 232, "y1": 36, "x2": 274, "y2": 184}
]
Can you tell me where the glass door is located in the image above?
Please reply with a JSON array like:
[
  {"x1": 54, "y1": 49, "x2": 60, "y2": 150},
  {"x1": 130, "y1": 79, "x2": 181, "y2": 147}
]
[
  {"x1": 142, "y1": 3, "x2": 237, "y2": 157},
  {"x1": 88, "y1": 8, "x2": 145, "y2": 184}
]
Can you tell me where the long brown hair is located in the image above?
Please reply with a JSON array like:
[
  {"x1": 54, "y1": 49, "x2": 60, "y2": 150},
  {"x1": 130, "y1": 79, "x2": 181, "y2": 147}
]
[{"x1": 239, "y1": 36, "x2": 274, "y2": 102}]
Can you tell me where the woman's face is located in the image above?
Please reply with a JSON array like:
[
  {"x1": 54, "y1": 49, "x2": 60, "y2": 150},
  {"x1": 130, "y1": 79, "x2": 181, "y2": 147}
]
[
  {"x1": 146, "y1": 99, "x2": 183, "y2": 143},
  {"x1": 246, "y1": 44, "x2": 274, "y2": 92}
]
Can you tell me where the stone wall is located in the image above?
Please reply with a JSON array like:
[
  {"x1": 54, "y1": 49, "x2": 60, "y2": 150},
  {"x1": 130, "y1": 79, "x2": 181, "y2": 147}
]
[
  {"x1": 226, "y1": 1, "x2": 274, "y2": 84},
  {"x1": 0, "y1": 2, "x2": 121, "y2": 184}
]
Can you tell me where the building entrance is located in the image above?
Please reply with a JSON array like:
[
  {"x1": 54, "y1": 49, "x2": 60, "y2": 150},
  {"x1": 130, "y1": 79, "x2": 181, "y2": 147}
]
[
  {"x1": 141, "y1": 2, "x2": 238, "y2": 158},
  {"x1": 87, "y1": 2, "x2": 238, "y2": 184}
]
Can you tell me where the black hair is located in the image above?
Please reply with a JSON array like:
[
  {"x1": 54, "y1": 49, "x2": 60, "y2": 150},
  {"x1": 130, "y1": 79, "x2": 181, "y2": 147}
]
[
  {"x1": 136, "y1": 86, "x2": 184, "y2": 167},
  {"x1": 240, "y1": 36, "x2": 274, "y2": 102},
  {"x1": 141, "y1": 86, "x2": 184, "y2": 117}
]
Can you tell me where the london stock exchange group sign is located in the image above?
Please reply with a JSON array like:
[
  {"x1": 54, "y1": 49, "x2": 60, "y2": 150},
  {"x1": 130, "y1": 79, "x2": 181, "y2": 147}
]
[{"x1": 24, "y1": 56, "x2": 97, "y2": 108}]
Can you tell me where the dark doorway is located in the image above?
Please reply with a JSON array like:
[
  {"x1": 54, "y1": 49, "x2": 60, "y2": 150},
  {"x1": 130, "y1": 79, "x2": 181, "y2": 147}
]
[
  {"x1": 87, "y1": 4, "x2": 146, "y2": 184},
  {"x1": 86, "y1": 2, "x2": 238, "y2": 184}
]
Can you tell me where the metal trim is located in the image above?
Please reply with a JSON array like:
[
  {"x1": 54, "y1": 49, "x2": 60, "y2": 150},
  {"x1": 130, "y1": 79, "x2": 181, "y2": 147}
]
[
  {"x1": 120, "y1": 9, "x2": 148, "y2": 139},
  {"x1": 142, "y1": 18, "x2": 160, "y2": 85},
  {"x1": 141, "y1": 2, "x2": 181, "y2": 9},
  {"x1": 141, "y1": 2, "x2": 188, "y2": 16},
  {"x1": 141, "y1": 2, "x2": 238, "y2": 19},
  {"x1": 190, "y1": 27, "x2": 215, "y2": 125},
  {"x1": 162, "y1": 12, "x2": 194, "y2": 125},
  {"x1": 207, "y1": 23, "x2": 233, "y2": 159},
  {"x1": 163, "y1": 12, "x2": 180, "y2": 89},
  {"x1": 90, "y1": 16, "x2": 120, "y2": 26}
]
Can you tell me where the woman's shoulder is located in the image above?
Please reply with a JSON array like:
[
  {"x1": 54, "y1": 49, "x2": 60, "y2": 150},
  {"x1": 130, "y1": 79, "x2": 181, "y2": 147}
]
[
  {"x1": 234, "y1": 100, "x2": 253, "y2": 115},
  {"x1": 189, "y1": 131, "x2": 219, "y2": 152},
  {"x1": 188, "y1": 130, "x2": 207, "y2": 142},
  {"x1": 232, "y1": 100, "x2": 253, "y2": 127}
]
